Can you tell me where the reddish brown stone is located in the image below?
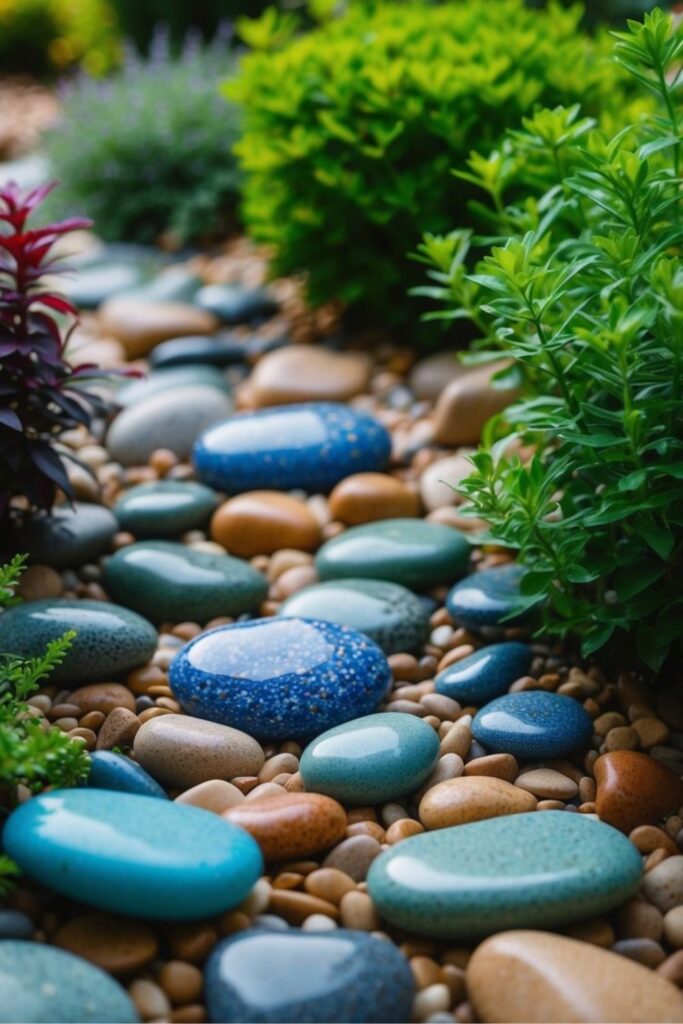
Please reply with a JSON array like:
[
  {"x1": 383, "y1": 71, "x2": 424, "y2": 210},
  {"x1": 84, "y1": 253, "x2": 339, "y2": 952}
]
[
  {"x1": 594, "y1": 750, "x2": 683, "y2": 834},
  {"x1": 224, "y1": 793, "x2": 346, "y2": 860}
]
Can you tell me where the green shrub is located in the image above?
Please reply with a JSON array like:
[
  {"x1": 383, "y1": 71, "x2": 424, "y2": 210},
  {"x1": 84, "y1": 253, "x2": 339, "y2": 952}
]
[
  {"x1": 0, "y1": 0, "x2": 120, "y2": 76},
  {"x1": 418, "y1": 9, "x2": 683, "y2": 672},
  {"x1": 46, "y1": 31, "x2": 241, "y2": 245},
  {"x1": 229, "y1": 0, "x2": 631, "y2": 332}
]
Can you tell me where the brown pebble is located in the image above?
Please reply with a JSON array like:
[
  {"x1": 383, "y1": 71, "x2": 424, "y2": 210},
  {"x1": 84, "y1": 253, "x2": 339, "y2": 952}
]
[
  {"x1": 17, "y1": 564, "x2": 63, "y2": 601},
  {"x1": 96, "y1": 706, "x2": 140, "y2": 751},
  {"x1": 439, "y1": 720, "x2": 471, "y2": 759},
  {"x1": 211, "y1": 492, "x2": 322, "y2": 557},
  {"x1": 127, "y1": 665, "x2": 168, "y2": 696},
  {"x1": 54, "y1": 914, "x2": 158, "y2": 975},
  {"x1": 158, "y1": 960, "x2": 203, "y2": 1005},
  {"x1": 612, "y1": 938, "x2": 666, "y2": 969},
  {"x1": 339, "y1": 890, "x2": 380, "y2": 931},
  {"x1": 658, "y1": 949, "x2": 683, "y2": 986},
  {"x1": 419, "y1": 777, "x2": 536, "y2": 829},
  {"x1": 79, "y1": 710, "x2": 106, "y2": 731},
  {"x1": 170, "y1": 1005, "x2": 206, "y2": 1024},
  {"x1": 565, "y1": 919, "x2": 616, "y2": 947},
  {"x1": 304, "y1": 868, "x2": 356, "y2": 905},
  {"x1": 605, "y1": 726, "x2": 639, "y2": 751},
  {"x1": 167, "y1": 924, "x2": 218, "y2": 963},
  {"x1": 259, "y1": 753, "x2": 300, "y2": 783},
  {"x1": 175, "y1": 779, "x2": 245, "y2": 814},
  {"x1": 129, "y1": 978, "x2": 172, "y2": 1021},
  {"x1": 269, "y1": 890, "x2": 339, "y2": 925},
  {"x1": 328, "y1": 472, "x2": 420, "y2": 525},
  {"x1": 69, "y1": 683, "x2": 136, "y2": 715},
  {"x1": 595, "y1": 751, "x2": 683, "y2": 833},
  {"x1": 346, "y1": 821, "x2": 385, "y2": 842},
  {"x1": 630, "y1": 825, "x2": 679, "y2": 856},
  {"x1": 273, "y1": 872, "x2": 304, "y2": 890},
  {"x1": 224, "y1": 793, "x2": 346, "y2": 860},
  {"x1": 515, "y1": 768, "x2": 578, "y2": 800},
  {"x1": 386, "y1": 819, "x2": 425, "y2": 844},
  {"x1": 617, "y1": 899, "x2": 664, "y2": 942},
  {"x1": 323, "y1": 835, "x2": 381, "y2": 881},
  {"x1": 633, "y1": 717, "x2": 670, "y2": 749},
  {"x1": 464, "y1": 754, "x2": 518, "y2": 784}
]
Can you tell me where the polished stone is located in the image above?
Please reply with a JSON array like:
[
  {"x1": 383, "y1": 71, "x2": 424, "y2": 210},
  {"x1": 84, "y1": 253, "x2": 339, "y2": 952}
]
[
  {"x1": 12, "y1": 503, "x2": 118, "y2": 569},
  {"x1": 435, "y1": 642, "x2": 533, "y2": 705},
  {"x1": 114, "y1": 481, "x2": 218, "y2": 538},
  {"x1": 195, "y1": 284, "x2": 278, "y2": 324},
  {"x1": 87, "y1": 751, "x2": 167, "y2": 799},
  {"x1": 114, "y1": 365, "x2": 228, "y2": 408},
  {"x1": 472, "y1": 691, "x2": 594, "y2": 759},
  {"x1": 446, "y1": 564, "x2": 535, "y2": 628}
]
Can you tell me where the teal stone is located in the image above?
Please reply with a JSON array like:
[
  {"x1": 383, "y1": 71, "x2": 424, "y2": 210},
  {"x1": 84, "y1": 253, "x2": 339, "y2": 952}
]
[
  {"x1": 117, "y1": 267, "x2": 203, "y2": 305},
  {"x1": 435, "y1": 642, "x2": 533, "y2": 705},
  {"x1": 103, "y1": 541, "x2": 267, "y2": 625},
  {"x1": 114, "y1": 365, "x2": 229, "y2": 409},
  {"x1": 0, "y1": 599, "x2": 157, "y2": 683},
  {"x1": 300, "y1": 713, "x2": 439, "y2": 805},
  {"x1": 87, "y1": 751, "x2": 167, "y2": 799},
  {"x1": 12, "y1": 502, "x2": 118, "y2": 569},
  {"x1": 367, "y1": 812, "x2": 642, "y2": 938},
  {"x1": 446, "y1": 564, "x2": 536, "y2": 628},
  {"x1": 0, "y1": 941, "x2": 139, "y2": 1023},
  {"x1": 279, "y1": 578, "x2": 429, "y2": 655},
  {"x1": 4, "y1": 789, "x2": 264, "y2": 921},
  {"x1": 64, "y1": 262, "x2": 146, "y2": 309},
  {"x1": 114, "y1": 482, "x2": 218, "y2": 538},
  {"x1": 316, "y1": 519, "x2": 470, "y2": 590}
]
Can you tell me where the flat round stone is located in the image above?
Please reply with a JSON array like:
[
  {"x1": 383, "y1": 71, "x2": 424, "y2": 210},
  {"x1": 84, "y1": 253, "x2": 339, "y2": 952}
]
[
  {"x1": 204, "y1": 929, "x2": 414, "y2": 1024},
  {"x1": 316, "y1": 519, "x2": 470, "y2": 590},
  {"x1": 114, "y1": 365, "x2": 229, "y2": 408},
  {"x1": 0, "y1": 941, "x2": 138, "y2": 1023},
  {"x1": 472, "y1": 691, "x2": 594, "y2": 759},
  {"x1": 300, "y1": 713, "x2": 439, "y2": 805},
  {"x1": 0, "y1": 599, "x2": 157, "y2": 683},
  {"x1": 11, "y1": 503, "x2": 118, "y2": 569},
  {"x1": 169, "y1": 617, "x2": 391, "y2": 740},
  {"x1": 87, "y1": 751, "x2": 167, "y2": 799},
  {"x1": 195, "y1": 283, "x2": 278, "y2": 324},
  {"x1": 4, "y1": 789, "x2": 263, "y2": 921},
  {"x1": 103, "y1": 541, "x2": 267, "y2": 625},
  {"x1": 446, "y1": 564, "x2": 534, "y2": 627},
  {"x1": 149, "y1": 335, "x2": 249, "y2": 369},
  {"x1": 367, "y1": 812, "x2": 642, "y2": 938},
  {"x1": 193, "y1": 403, "x2": 391, "y2": 494},
  {"x1": 65, "y1": 262, "x2": 146, "y2": 309},
  {"x1": 114, "y1": 482, "x2": 218, "y2": 538},
  {"x1": 279, "y1": 578, "x2": 429, "y2": 655},
  {"x1": 435, "y1": 642, "x2": 533, "y2": 705}
]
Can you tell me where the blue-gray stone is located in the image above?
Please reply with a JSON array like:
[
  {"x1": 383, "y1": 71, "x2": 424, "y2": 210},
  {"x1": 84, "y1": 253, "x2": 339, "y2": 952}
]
[
  {"x1": 195, "y1": 284, "x2": 278, "y2": 324},
  {"x1": 435, "y1": 642, "x2": 533, "y2": 705},
  {"x1": 87, "y1": 751, "x2": 167, "y2": 799},
  {"x1": 12, "y1": 503, "x2": 118, "y2": 569},
  {"x1": 446, "y1": 564, "x2": 535, "y2": 628},
  {"x1": 472, "y1": 690, "x2": 594, "y2": 759},
  {"x1": 114, "y1": 365, "x2": 229, "y2": 408},
  {"x1": 149, "y1": 335, "x2": 248, "y2": 369},
  {"x1": 113, "y1": 481, "x2": 218, "y2": 538},
  {"x1": 64, "y1": 262, "x2": 146, "y2": 309},
  {"x1": 0, "y1": 911, "x2": 33, "y2": 940},
  {"x1": 205, "y1": 929, "x2": 414, "y2": 1024},
  {"x1": 117, "y1": 267, "x2": 202, "y2": 305}
]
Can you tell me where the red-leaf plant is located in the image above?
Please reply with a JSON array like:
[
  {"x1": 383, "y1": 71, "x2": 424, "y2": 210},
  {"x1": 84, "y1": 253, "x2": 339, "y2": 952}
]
[{"x1": 0, "y1": 181, "x2": 130, "y2": 525}]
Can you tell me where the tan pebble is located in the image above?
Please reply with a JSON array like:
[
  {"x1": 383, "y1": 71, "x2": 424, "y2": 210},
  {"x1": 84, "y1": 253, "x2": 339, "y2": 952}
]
[
  {"x1": 149, "y1": 448, "x2": 178, "y2": 475},
  {"x1": 284, "y1": 772, "x2": 306, "y2": 792},
  {"x1": 269, "y1": 890, "x2": 339, "y2": 925},
  {"x1": 127, "y1": 665, "x2": 167, "y2": 696},
  {"x1": 323, "y1": 835, "x2": 381, "y2": 881},
  {"x1": 536, "y1": 799, "x2": 566, "y2": 811},
  {"x1": 420, "y1": 693, "x2": 462, "y2": 720},
  {"x1": 605, "y1": 726, "x2": 639, "y2": 751},
  {"x1": 17, "y1": 564, "x2": 63, "y2": 601},
  {"x1": 158, "y1": 961, "x2": 203, "y2": 1005},
  {"x1": 79, "y1": 711, "x2": 105, "y2": 730},
  {"x1": 211, "y1": 492, "x2": 322, "y2": 558},
  {"x1": 436, "y1": 645, "x2": 476, "y2": 674},
  {"x1": 419, "y1": 777, "x2": 536, "y2": 830},
  {"x1": 339, "y1": 890, "x2": 379, "y2": 931},
  {"x1": 167, "y1": 924, "x2": 218, "y2": 963},
  {"x1": 579, "y1": 777, "x2": 596, "y2": 803},
  {"x1": 224, "y1": 793, "x2": 346, "y2": 859},
  {"x1": 630, "y1": 825, "x2": 678, "y2": 856},
  {"x1": 100, "y1": 298, "x2": 217, "y2": 359},
  {"x1": 421, "y1": 755, "x2": 465, "y2": 796},
  {"x1": 464, "y1": 754, "x2": 518, "y2": 784},
  {"x1": 273, "y1": 872, "x2": 304, "y2": 890},
  {"x1": 172, "y1": 622, "x2": 202, "y2": 641},
  {"x1": 270, "y1": 564, "x2": 319, "y2": 600},
  {"x1": 439, "y1": 720, "x2": 471, "y2": 759},
  {"x1": 258, "y1": 753, "x2": 299, "y2": 783},
  {"x1": 54, "y1": 914, "x2": 158, "y2": 975},
  {"x1": 515, "y1": 768, "x2": 578, "y2": 800},
  {"x1": 302, "y1": 913, "x2": 338, "y2": 931},
  {"x1": 412, "y1": 983, "x2": 452, "y2": 1022},
  {"x1": 170, "y1": 1004, "x2": 206, "y2": 1023},
  {"x1": 668, "y1": 816, "x2": 683, "y2": 838},
  {"x1": 643, "y1": 856, "x2": 683, "y2": 912},
  {"x1": 665, "y1": 907, "x2": 683, "y2": 948},
  {"x1": 386, "y1": 819, "x2": 425, "y2": 844},
  {"x1": 441, "y1": 963, "x2": 467, "y2": 1003},
  {"x1": 47, "y1": 703, "x2": 82, "y2": 721},
  {"x1": 218, "y1": 910, "x2": 250, "y2": 935},
  {"x1": 617, "y1": 898, "x2": 664, "y2": 941},
  {"x1": 68, "y1": 727, "x2": 97, "y2": 749},
  {"x1": 69, "y1": 683, "x2": 136, "y2": 715},
  {"x1": 329, "y1": 472, "x2": 420, "y2": 525},
  {"x1": 245, "y1": 783, "x2": 288, "y2": 802},
  {"x1": 244, "y1": 345, "x2": 370, "y2": 408},
  {"x1": 411, "y1": 956, "x2": 442, "y2": 990},
  {"x1": 129, "y1": 979, "x2": 172, "y2": 1021},
  {"x1": 53, "y1": 717, "x2": 79, "y2": 731},
  {"x1": 239, "y1": 878, "x2": 272, "y2": 917},
  {"x1": 419, "y1": 453, "x2": 473, "y2": 512},
  {"x1": 386, "y1": 700, "x2": 428, "y2": 717},
  {"x1": 658, "y1": 949, "x2": 683, "y2": 986},
  {"x1": 633, "y1": 718, "x2": 670, "y2": 749},
  {"x1": 266, "y1": 549, "x2": 314, "y2": 582},
  {"x1": 432, "y1": 361, "x2": 519, "y2": 447},
  {"x1": 647, "y1": 849, "x2": 673, "y2": 872},
  {"x1": 95, "y1": 707, "x2": 140, "y2": 751},
  {"x1": 346, "y1": 821, "x2": 385, "y2": 842},
  {"x1": 138, "y1": 706, "x2": 174, "y2": 723},
  {"x1": 304, "y1": 868, "x2": 356, "y2": 905},
  {"x1": 232, "y1": 776, "x2": 259, "y2": 796},
  {"x1": 382, "y1": 803, "x2": 409, "y2": 827},
  {"x1": 388, "y1": 653, "x2": 421, "y2": 682},
  {"x1": 175, "y1": 779, "x2": 245, "y2": 814}
]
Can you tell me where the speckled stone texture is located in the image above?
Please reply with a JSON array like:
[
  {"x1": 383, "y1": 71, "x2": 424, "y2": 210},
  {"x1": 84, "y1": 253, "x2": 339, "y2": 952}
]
[
  {"x1": 193, "y1": 402, "x2": 391, "y2": 493},
  {"x1": 435, "y1": 642, "x2": 533, "y2": 705},
  {"x1": 224, "y1": 793, "x2": 347, "y2": 860},
  {"x1": 0, "y1": 941, "x2": 139, "y2": 1023},
  {"x1": 300, "y1": 713, "x2": 439, "y2": 804},
  {"x1": 169, "y1": 617, "x2": 392, "y2": 740},
  {"x1": 10, "y1": 502, "x2": 118, "y2": 569},
  {"x1": 87, "y1": 751, "x2": 167, "y2": 799},
  {"x1": 472, "y1": 690, "x2": 594, "y2": 759},
  {"x1": 113, "y1": 481, "x2": 218, "y2": 538},
  {"x1": 594, "y1": 750, "x2": 683, "y2": 834},
  {"x1": 0, "y1": 599, "x2": 157, "y2": 683},
  {"x1": 279, "y1": 578, "x2": 430, "y2": 654},
  {"x1": 204, "y1": 929, "x2": 415, "y2": 1023},
  {"x1": 446, "y1": 563, "x2": 535, "y2": 628},
  {"x1": 367, "y1": 812, "x2": 642, "y2": 938}
]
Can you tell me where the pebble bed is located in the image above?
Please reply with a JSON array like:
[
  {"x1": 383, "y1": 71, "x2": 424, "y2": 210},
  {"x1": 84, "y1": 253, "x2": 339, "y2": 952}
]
[{"x1": 3, "y1": 236, "x2": 683, "y2": 1024}]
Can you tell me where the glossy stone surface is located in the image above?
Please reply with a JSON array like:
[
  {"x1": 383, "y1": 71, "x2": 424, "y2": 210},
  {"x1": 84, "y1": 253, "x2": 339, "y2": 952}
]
[
  {"x1": 169, "y1": 617, "x2": 391, "y2": 740},
  {"x1": 0, "y1": 941, "x2": 139, "y2": 1023},
  {"x1": 418, "y1": 776, "x2": 536, "y2": 829},
  {"x1": 0, "y1": 599, "x2": 156, "y2": 683},
  {"x1": 205, "y1": 929, "x2": 414, "y2": 1024},
  {"x1": 435, "y1": 642, "x2": 533, "y2": 705},
  {"x1": 114, "y1": 481, "x2": 218, "y2": 538},
  {"x1": 195, "y1": 283, "x2": 278, "y2": 324},
  {"x1": 446, "y1": 564, "x2": 533, "y2": 628},
  {"x1": 279, "y1": 578, "x2": 430, "y2": 655},
  {"x1": 149, "y1": 335, "x2": 249, "y2": 369},
  {"x1": 316, "y1": 519, "x2": 469, "y2": 590},
  {"x1": 367, "y1": 812, "x2": 642, "y2": 938},
  {"x1": 472, "y1": 691, "x2": 594, "y2": 759},
  {"x1": 194, "y1": 403, "x2": 391, "y2": 494},
  {"x1": 114, "y1": 365, "x2": 229, "y2": 408},
  {"x1": 65, "y1": 262, "x2": 145, "y2": 309},
  {"x1": 224, "y1": 793, "x2": 347, "y2": 860},
  {"x1": 594, "y1": 750, "x2": 683, "y2": 834},
  {"x1": 211, "y1": 492, "x2": 322, "y2": 557},
  {"x1": 4, "y1": 789, "x2": 263, "y2": 921},
  {"x1": 242, "y1": 346, "x2": 370, "y2": 408},
  {"x1": 300, "y1": 713, "x2": 439, "y2": 805},
  {"x1": 467, "y1": 931, "x2": 683, "y2": 1024},
  {"x1": 103, "y1": 541, "x2": 267, "y2": 625},
  {"x1": 87, "y1": 751, "x2": 167, "y2": 799},
  {"x1": 12, "y1": 503, "x2": 118, "y2": 569}
]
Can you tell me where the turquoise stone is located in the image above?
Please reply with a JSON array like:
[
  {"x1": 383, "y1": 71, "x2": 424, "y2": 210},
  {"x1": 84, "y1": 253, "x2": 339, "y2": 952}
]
[
  {"x1": 367, "y1": 812, "x2": 642, "y2": 938},
  {"x1": 0, "y1": 941, "x2": 138, "y2": 1023},
  {"x1": 435, "y1": 642, "x2": 533, "y2": 705},
  {"x1": 103, "y1": 541, "x2": 267, "y2": 625},
  {"x1": 446, "y1": 564, "x2": 535, "y2": 627},
  {"x1": 114, "y1": 481, "x2": 218, "y2": 538},
  {"x1": 12, "y1": 502, "x2": 118, "y2": 569},
  {"x1": 0, "y1": 599, "x2": 157, "y2": 683},
  {"x1": 472, "y1": 690, "x2": 594, "y2": 759},
  {"x1": 114, "y1": 365, "x2": 229, "y2": 409},
  {"x1": 300, "y1": 713, "x2": 439, "y2": 805},
  {"x1": 279, "y1": 578, "x2": 429, "y2": 655},
  {"x1": 87, "y1": 751, "x2": 167, "y2": 799},
  {"x1": 4, "y1": 789, "x2": 263, "y2": 921},
  {"x1": 316, "y1": 519, "x2": 470, "y2": 590}
]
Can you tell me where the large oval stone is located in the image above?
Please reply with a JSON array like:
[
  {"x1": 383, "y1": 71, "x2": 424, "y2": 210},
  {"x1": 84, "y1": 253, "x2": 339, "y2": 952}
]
[
  {"x1": 169, "y1": 617, "x2": 391, "y2": 740},
  {"x1": 204, "y1": 929, "x2": 414, "y2": 1024},
  {"x1": 11, "y1": 503, "x2": 118, "y2": 569},
  {"x1": 0, "y1": 941, "x2": 138, "y2": 1023},
  {"x1": 211, "y1": 492, "x2": 322, "y2": 557},
  {"x1": 0, "y1": 599, "x2": 156, "y2": 683},
  {"x1": 279, "y1": 578, "x2": 429, "y2": 655},
  {"x1": 472, "y1": 691, "x2": 594, "y2": 759},
  {"x1": 4, "y1": 789, "x2": 263, "y2": 921},
  {"x1": 114, "y1": 365, "x2": 228, "y2": 408},
  {"x1": 446, "y1": 564, "x2": 533, "y2": 628},
  {"x1": 300, "y1": 713, "x2": 439, "y2": 805},
  {"x1": 193, "y1": 403, "x2": 391, "y2": 493},
  {"x1": 316, "y1": 519, "x2": 470, "y2": 590},
  {"x1": 435, "y1": 642, "x2": 533, "y2": 705},
  {"x1": 367, "y1": 812, "x2": 642, "y2": 938},
  {"x1": 418, "y1": 776, "x2": 536, "y2": 829},
  {"x1": 114, "y1": 482, "x2": 218, "y2": 538},
  {"x1": 241, "y1": 346, "x2": 370, "y2": 408},
  {"x1": 103, "y1": 541, "x2": 267, "y2": 625}
]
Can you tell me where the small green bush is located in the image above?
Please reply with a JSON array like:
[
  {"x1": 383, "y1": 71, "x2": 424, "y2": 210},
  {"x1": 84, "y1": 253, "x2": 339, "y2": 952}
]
[
  {"x1": 229, "y1": 0, "x2": 631, "y2": 331},
  {"x1": 418, "y1": 9, "x2": 683, "y2": 672},
  {"x1": 46, "y1": 31, "x2": 241, "y2": 245}
]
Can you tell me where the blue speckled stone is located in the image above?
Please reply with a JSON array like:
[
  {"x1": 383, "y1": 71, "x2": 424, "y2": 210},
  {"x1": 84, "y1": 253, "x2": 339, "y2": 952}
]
[
  {"x1": 472, "y1": 690, "x2": 594, "y2": 759},
  {"x1": 195, "y1": 284, "x2": 278, "y2": 324},
  {"x1": 12, "y1": 502, "x2": 118, "y2": 569},
  {"x1": 87, "y1": 751, "x2": 167, "y2": 799},
  {"x1": 169, "y1": 617, "x2": 391, "y2": 740},
  {"x1": 316, "y1": 518, "x2": 470, "y2": 590},
  {"x1": 367, "y1": 812, "x2": 642, "y2": 938},
  {"x1": 446, "y1": 564, "x2": 535, "y2": 627},
  {"x1": 193, "y1": 403, "x2": 391, "y2": 493},
  {"x1": 4, "y1": 789, "x2": 263, "y2": 921},
  {"x1": 435, "y1": 642, "x2": 533, "y2": 705},
  {"x1": 205, "y1": 929, "x2": 414, "y2": 1024},
  {"x1": 300, "y1": 713, "x2": 439, "y2": 805},
  {"x1": 114, "y1": 365, "x2": 229, "y2": 408},
  {"x1": 114, "y1": 481, "x2": 218, "y2": 538},
  {"x1": 0, "y1": 941, "x2": 139, "y2": 1023},
  {"x1": 0, "y1": 599, "x2": 157, "y2": 683},
  {"x1": 279, "y1": 578, "x2": 429, "y2": 655}
]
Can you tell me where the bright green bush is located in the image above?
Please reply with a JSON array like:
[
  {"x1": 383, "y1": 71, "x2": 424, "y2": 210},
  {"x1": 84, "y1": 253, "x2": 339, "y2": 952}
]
[
  {"x1": 45, "y1": 32, "x2": 241, "y2": 245},
  {"x1": 418, "y1": 10, "x2": 683, "y2": 672},
  {"x1": 229, "y1": 0, "x2": 631, "y2": 331}
]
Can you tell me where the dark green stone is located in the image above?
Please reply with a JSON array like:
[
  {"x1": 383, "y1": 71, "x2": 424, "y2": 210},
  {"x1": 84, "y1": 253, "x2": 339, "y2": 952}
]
[
  {"x1": 12, "y1": 503, "x2": 118, "y2": 569},
  {"x1": 114, "y1": 366, "x2": 229, "y2": 409},
  {"x1": 114, "y1": 482, "x2": 218, "y2": 538}
]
